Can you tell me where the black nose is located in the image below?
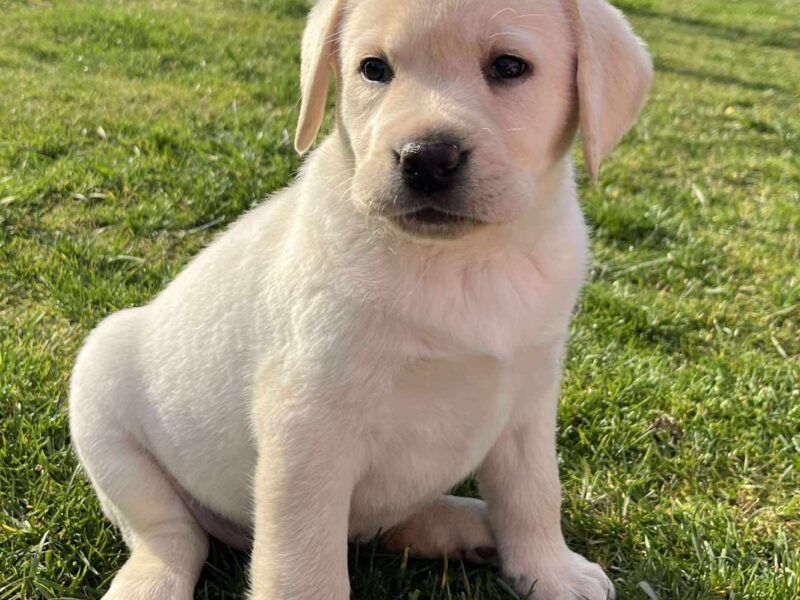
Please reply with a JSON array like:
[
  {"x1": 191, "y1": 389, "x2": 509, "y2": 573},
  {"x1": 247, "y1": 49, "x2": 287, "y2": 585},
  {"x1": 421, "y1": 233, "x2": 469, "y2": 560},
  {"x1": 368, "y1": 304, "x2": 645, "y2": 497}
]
[{"x1": 399, "y1": 141, "x2": 463, "y2": 193}]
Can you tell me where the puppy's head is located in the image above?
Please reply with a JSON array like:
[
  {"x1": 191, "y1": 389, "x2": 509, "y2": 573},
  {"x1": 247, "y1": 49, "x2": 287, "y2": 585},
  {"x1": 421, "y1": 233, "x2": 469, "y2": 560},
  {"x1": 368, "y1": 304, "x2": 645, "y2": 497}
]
[{"x1": 295, "y1": 0, "x2": 653, "y2": 240}]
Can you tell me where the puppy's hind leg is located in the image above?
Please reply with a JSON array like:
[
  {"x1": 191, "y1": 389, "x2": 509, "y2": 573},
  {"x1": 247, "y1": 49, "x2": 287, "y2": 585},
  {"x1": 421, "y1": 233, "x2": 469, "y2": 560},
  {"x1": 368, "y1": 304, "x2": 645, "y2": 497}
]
[
  {"x1": 381, "y1": 495, "x2": 497, "y2": 563},
  {"x1": 70, "y1": 311, "x2": 208, "y2": 600}
]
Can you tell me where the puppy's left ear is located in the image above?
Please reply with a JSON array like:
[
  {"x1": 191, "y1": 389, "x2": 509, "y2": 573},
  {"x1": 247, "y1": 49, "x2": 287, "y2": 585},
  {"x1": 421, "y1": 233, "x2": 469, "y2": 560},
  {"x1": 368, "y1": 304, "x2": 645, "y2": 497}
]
[
  {"x1": 295, "y1": 0, "x2": 346, "y2": 154},
  {"x1": 566, "y1": 0, "x2": 654, "y2": 182}
]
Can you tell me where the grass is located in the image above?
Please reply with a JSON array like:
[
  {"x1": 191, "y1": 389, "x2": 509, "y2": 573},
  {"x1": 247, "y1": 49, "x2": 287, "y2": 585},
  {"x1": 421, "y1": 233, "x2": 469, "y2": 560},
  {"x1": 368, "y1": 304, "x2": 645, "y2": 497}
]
[{"x1": 0, "y1": 0, "x2": 797, "y2": 598}]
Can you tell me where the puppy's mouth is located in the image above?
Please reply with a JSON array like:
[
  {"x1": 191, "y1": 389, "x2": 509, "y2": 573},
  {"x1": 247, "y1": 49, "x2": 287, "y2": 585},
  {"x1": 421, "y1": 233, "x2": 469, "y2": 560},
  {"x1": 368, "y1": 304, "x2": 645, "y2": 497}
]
[{"x1": 388, "y1": 207, "x2": 485, "y2": 239}]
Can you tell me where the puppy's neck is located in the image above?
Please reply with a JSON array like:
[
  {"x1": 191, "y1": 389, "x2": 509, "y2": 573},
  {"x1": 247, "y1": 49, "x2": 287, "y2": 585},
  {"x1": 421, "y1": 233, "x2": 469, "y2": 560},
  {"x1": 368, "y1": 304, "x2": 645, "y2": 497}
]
[{"x1": 293, "y1": 134, "x2": 587, "y2": 356}]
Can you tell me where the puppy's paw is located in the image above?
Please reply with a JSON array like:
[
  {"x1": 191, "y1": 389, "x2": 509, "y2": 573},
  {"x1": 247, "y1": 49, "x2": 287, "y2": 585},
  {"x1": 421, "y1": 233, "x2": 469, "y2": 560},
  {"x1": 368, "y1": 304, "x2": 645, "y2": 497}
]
[
  {"x1": 505, "y1": 550, "x2": 614, "y2": 600},
  {"x1": 381, "y1": 496, "x2": 496, "y2": 563},
  {"x1": 102, "y1": 563, "x2": 194, "y2": 600}
]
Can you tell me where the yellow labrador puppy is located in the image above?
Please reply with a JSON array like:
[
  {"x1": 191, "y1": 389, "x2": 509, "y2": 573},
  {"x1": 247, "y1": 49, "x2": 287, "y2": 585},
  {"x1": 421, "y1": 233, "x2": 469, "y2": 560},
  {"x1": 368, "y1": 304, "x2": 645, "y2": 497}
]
[{"x1": 69, "y1": 0, "x2": 652, "y2": 598}]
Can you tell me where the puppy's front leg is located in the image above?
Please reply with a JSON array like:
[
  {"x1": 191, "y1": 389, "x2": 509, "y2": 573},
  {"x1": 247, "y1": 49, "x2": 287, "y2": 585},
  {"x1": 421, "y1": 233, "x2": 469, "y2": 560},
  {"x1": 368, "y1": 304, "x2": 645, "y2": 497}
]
[
  {"x1": 249, "y1": 408, "x2": 360, "y2": 600},
  {"x1": 477, "y1": 360, "x2": 614, "y2": 600}
]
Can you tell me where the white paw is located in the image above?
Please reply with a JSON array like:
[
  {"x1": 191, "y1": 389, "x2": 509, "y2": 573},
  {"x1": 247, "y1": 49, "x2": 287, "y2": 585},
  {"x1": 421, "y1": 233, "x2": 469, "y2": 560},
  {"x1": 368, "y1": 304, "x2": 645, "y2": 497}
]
[
  {"x1": 102, "y1": 562, "x2": 195, "y2": 600},
  {"x1": 381, "y1": 496, "x2": 497, "y2": 563},
  {"x1": 505, "y1": 550, "x2": 615, "y2": 600}
]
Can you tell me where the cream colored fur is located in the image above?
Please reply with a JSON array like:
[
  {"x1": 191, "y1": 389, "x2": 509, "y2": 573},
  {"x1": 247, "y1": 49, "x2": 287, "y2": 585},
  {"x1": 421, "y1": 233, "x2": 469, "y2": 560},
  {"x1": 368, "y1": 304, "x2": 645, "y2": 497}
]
[{"x1": 69, "y1": 1, "x2": 652, "y2": 598}]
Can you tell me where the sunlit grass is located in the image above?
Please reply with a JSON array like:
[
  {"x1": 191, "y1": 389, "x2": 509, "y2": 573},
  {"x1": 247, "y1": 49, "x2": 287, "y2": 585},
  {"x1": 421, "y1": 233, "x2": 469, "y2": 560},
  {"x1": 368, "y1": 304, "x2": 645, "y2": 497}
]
[{"x1": 0, "y1": 0, "x2": 797, "y2": 598}]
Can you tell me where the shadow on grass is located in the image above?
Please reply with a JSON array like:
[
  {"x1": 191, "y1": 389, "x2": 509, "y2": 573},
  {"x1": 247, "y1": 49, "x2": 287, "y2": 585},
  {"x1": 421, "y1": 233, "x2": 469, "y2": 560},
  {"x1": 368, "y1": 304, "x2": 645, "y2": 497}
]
[
  {"x1": 196, "y1": 541, "x2": 249, "y2": 600},
  {"x1": 655, "y1": 59, "x2": 794, "y2": 95},
  {"x1": 195, "y1": 523, "x2": 721, "y2": 599},
  {"x1": 615, "y1": 1, "x2": 800, "y2": 51},
  {"x1": 195, "y1": 539, "x2": 509, "y2": 600}
]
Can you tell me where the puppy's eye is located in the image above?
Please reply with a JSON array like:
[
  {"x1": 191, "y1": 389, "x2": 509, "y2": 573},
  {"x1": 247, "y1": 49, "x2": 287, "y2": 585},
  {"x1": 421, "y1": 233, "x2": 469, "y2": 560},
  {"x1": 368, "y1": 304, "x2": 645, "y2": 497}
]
[
  {"x1": 361, "y1": 58, "x2": 393, "y2": 84},
  {"x1": 489, "y1": 55, "x2": 529, "y2": 81}
]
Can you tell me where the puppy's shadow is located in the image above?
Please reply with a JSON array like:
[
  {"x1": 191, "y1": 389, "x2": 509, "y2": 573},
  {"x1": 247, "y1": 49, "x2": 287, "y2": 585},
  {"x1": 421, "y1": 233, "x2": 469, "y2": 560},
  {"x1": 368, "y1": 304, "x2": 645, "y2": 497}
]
[
  {"x1": 196, "y1": 541, "x2": 249, "y2": 599},
  {"x1": 195, "y1": 537, "x2": 507, "y2": 599},
  {"x1": 348, "y1": 538, "x2": 510, "y2": 600},
  {"x1": 194, "y1": 514, "x2": 720, "y2": 599}
]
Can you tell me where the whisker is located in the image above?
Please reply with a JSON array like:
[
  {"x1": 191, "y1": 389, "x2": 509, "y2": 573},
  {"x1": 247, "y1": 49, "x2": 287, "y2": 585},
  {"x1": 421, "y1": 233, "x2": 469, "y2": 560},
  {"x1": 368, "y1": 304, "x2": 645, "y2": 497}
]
[
  {"x1": 323, "y1": 31, "x2": 344, "y2": 45},
  {"x1": 488, "y1": 31, "x2": 527, "y2": 40},
  {"x1": 321, "y1": 168, "x2": 357, "y2": 192},
  {"x1": 512, "y1": 13, "x2": 559, "y2": 20},
  {"x1": 489, "y1": 7, "x2": 516, "y2": 22}
]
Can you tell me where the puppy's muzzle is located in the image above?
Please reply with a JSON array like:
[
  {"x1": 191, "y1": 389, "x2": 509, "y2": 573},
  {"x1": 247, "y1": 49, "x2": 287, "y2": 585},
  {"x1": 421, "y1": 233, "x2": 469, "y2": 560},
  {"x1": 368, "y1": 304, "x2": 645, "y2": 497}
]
[
  {"x1": 397, "y1": 140, "x2": 467, "y2": 194},
  {"x1": 385, "y1": 137, "x2": 482, "y2": 237}
]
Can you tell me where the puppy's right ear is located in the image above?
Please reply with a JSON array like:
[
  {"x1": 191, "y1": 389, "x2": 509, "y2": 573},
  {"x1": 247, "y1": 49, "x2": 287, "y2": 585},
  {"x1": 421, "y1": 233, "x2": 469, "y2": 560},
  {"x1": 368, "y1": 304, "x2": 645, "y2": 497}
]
[{"x1": 295, "y1": 0, "x2": 346, "y2": 155}]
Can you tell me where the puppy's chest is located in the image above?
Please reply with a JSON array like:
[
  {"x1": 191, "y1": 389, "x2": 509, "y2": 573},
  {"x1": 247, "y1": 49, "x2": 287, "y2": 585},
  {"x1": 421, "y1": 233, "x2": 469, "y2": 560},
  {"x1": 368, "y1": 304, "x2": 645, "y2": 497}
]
[
  {"x1": 380, "y1": 250, "x2": 577, "y2": 358},
  {"x1": 350, "y1": 354, "x2": 512, "y2": 535}
]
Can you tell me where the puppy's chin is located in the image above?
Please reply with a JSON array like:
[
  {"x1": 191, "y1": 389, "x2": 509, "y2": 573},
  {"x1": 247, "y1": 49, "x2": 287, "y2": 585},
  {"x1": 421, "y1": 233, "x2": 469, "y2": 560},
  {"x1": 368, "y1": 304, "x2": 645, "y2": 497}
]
[{"x1": 385, "y1": 208, "x2": 487, "y2": 241}]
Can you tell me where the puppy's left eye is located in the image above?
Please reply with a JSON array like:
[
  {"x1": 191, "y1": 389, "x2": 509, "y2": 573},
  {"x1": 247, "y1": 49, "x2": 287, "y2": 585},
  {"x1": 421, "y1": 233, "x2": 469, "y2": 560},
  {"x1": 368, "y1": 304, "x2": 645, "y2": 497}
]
[{"x1": 489, "y1": 55, "x2": 529, "y2": 81}]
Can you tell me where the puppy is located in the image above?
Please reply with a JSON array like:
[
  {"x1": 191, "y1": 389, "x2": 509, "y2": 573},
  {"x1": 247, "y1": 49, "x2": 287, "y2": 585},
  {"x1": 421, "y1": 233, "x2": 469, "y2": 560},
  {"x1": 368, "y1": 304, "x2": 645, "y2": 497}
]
[{"x1": 69, "y1": 0, "x2": 652, "y2": 598}]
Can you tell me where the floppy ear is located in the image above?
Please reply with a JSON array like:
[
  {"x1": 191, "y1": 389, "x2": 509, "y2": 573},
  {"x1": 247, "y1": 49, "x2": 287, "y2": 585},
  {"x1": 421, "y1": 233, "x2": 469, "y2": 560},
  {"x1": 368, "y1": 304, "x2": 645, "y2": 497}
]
[
  {"x1": 295, "y1": 0, "x2": 346, "y2": 154},
  {"x1": 566, "y1": 0, "x2": 654, "y2": 182}
]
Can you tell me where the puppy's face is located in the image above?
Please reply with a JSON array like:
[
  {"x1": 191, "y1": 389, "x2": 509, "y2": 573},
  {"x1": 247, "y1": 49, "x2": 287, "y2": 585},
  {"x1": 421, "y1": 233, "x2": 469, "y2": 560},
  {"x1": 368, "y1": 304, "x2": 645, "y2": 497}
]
[
  {"x1": 339, "y1": 0, "x2": 576, "y2": 239},
  {"x1": 295, "y1": 0, "x2": 652, "y2": 242}
]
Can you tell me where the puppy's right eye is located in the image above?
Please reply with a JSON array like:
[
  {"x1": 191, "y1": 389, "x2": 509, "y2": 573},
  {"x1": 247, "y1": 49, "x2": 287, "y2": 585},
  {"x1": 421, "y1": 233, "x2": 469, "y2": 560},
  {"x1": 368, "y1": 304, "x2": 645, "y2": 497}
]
[{"x1": 360, "y1": 58, "x2": 393, "y2": 84}]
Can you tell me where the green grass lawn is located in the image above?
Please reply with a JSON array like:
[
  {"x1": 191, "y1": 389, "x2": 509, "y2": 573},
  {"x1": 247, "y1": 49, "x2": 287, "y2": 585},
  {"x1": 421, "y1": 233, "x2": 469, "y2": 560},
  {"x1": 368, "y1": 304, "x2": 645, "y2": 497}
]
[{"x1": 1, "y1": 0, "x2": 798, "y2": 598}]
